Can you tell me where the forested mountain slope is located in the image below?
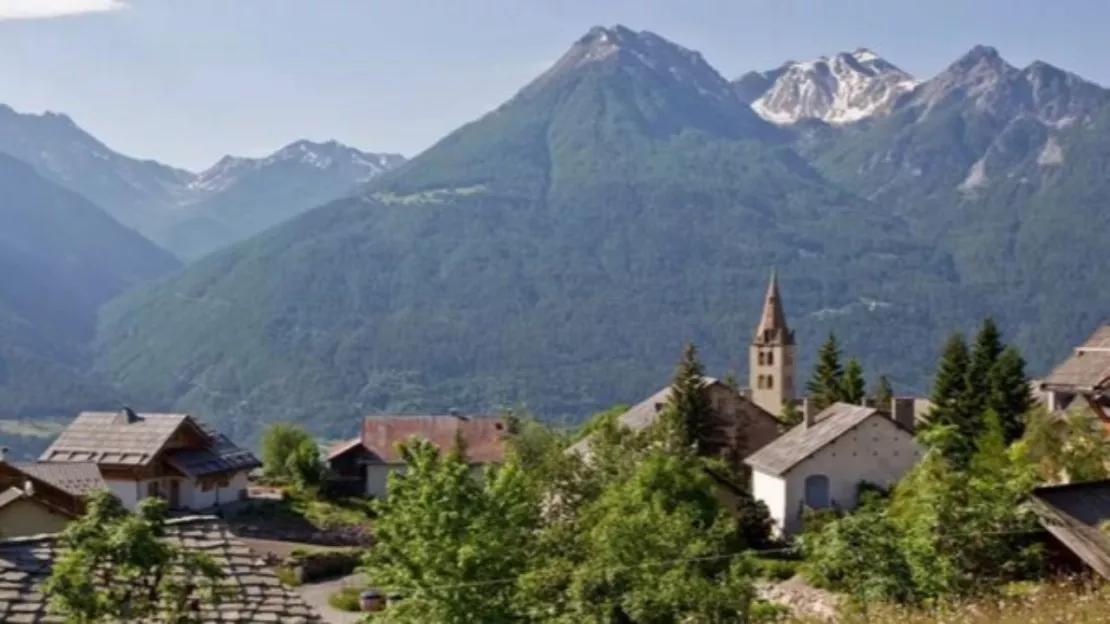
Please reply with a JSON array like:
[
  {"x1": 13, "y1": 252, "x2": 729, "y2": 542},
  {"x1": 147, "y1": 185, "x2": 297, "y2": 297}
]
[
  {"x1": 95, "y1": 26, "x2": 966, "y2": 440},
  {"x1": 0, "y1": 152, "x2": 180, "y2": 417}
]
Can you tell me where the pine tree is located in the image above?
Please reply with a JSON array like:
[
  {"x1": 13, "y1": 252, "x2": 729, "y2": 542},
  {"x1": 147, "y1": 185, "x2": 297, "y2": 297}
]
[
  {"x1": 779, "y1": 401, "x2": 803, "y2": 430},
  {"x1": 926, "y1": 332, "x2": 974, "y2": 461},
  {"x1": 841, "y1": 358, "x2": 866, "y2": 405},
  {"x1": 873, "y1": 375, "x2": 894, "y2": 412},
  {"x1": 966, "y1": 317, "x2": 1004, "y2": 419},
  {"x1": 667, "y1": 343, "x2": 714, "y2": 453},
  {"x1": 722, "y1": 370, "x2": 739, "y2": 391},
  {"x1": 807, "y1": 333, "x2": 844, "y2": 410},
  {"x1": 988, "y1": 346, "x2": 1032, "y2": 444}
]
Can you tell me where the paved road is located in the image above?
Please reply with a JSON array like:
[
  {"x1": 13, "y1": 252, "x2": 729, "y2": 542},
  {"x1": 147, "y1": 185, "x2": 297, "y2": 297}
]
[{"x1": 296, "y1": 573, "x2": 365, "y2": 624}]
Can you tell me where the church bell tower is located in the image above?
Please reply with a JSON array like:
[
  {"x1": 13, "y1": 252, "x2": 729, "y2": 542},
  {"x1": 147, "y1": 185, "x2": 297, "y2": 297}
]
[{"x1": 749, "y1": 270, "x2": 796, "y2": 415}]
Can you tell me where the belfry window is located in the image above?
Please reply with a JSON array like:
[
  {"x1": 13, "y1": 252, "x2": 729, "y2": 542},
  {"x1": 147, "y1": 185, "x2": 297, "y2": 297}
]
[
  {"x1": 767, "y1": 375, "x2": 774, "y2": 389},
  {"x1": 767, "y1": 351, "x2": 774, "y2": 366}
]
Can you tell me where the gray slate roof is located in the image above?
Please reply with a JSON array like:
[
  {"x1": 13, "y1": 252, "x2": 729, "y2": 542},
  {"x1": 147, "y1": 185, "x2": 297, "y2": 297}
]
[
  {"x1": 744, "y1": 403, "x2": 884, "y2": 476},
  {"x1": 164, "y1": 420, "x2": 261, "y2": 478},
  {"x1": 567, "y1": 376, "x2": 720, "y2": 457},
  {"x1": 0, "y1": 486, "x2": 25, "y2": 510},
  {"x1": 40, "y1": 412, "x2": 259, "y2": 477},
  {"x1": 1042, "y1": 325, "x2": 1110, "y2": 390},
  {"x1": 0, "y1": 516, "x2": 323, "y2": 623},
  {"x1": 11, "y1": 462, "x2": 106, "y2": 497},
  {"x1": 40, "y1": 412, "x2": 191, "y2": 466}
]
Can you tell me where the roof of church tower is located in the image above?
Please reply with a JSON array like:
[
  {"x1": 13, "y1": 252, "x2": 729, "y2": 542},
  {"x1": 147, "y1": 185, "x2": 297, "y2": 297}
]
[{"x1": 753, "y1": 270, "x2": 794, "y2": 346}]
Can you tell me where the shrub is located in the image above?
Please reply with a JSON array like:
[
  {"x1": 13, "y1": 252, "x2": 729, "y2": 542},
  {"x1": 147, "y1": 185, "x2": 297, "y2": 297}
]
[{"x1": 327, "y1": 586, "x2": 363, "y2": 612}]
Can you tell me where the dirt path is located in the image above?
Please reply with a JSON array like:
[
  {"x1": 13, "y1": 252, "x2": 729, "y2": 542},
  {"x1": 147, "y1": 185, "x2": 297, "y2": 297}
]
[{"x1": 296, "y1": 573, "x2": 366, "y2": 624}]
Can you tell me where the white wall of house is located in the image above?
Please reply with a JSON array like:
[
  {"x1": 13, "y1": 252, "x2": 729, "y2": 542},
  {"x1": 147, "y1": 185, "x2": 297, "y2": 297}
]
[
  {"x1": 104, "y1": 479, "x2": 143, "y2": 510},
  {"x1": 751, "y1": 470, "x2": 787, "y2": 535},
  {"x1": 105, "y1": 471, "x2": 250, "y2": 511},
  {"x1": 767, "y1": 414, "x2": 923, "y2": 536}
]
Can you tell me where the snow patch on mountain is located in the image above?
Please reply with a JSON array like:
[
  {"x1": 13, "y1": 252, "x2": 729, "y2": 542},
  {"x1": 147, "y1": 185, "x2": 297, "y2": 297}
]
[
  {"x1": 746, "y1": 48, "x2": 918, "y2": 125},
  {"x1": 188, "y1": 140, "x2": 404, "y2": 197}
]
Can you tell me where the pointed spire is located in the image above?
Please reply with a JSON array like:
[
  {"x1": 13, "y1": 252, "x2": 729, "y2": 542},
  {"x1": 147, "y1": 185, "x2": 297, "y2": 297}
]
[{"x1": 753, "y1": 269, "x2": 793, "y2": 345}]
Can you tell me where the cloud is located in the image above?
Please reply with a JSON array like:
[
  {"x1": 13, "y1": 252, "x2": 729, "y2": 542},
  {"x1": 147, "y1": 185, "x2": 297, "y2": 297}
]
[{"x1": 0, "y1": 0, "x2": 129, "y2": 21}]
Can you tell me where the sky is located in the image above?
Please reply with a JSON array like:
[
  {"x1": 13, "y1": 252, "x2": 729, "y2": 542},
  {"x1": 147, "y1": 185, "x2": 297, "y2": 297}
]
[{"x1": 0, "y1": 0, "x2": 1103, "y2": 170}]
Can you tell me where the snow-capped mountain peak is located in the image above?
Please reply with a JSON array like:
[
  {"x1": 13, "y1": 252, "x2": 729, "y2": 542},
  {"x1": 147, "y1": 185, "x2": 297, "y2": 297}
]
[
  {"x1": 743, "y1": 48, "x2": 919, "y2": 125},
  {"x1": 188, "y1": 141, "x2": 405, "y2": 195}
]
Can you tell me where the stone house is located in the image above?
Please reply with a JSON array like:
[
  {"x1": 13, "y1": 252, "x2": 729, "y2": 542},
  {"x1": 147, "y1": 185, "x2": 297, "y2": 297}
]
[
  {"x1": 567, "y1": 377, "x2": 781, "y2": 471},
  {"x1": 0, "y1": 460, "x2": 105, "y2": 537},
  {"x1": 35, "y1": 409, "x2": 260, "y2": 511},
  {"x1": 327, "y1": 413, "x2": 507, "y2": 498},
  {"x1": 1040, "y1": 324, "x2": 1110, "y2": 422},
  {"x1": 744, "y1": 400, "x2": 922, "y2": 537}
]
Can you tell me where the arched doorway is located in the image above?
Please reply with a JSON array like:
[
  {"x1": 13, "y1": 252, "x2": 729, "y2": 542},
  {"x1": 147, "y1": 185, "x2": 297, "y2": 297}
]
[{"x1": 804, "y1": 474, "x2": 830, "y2": 508}]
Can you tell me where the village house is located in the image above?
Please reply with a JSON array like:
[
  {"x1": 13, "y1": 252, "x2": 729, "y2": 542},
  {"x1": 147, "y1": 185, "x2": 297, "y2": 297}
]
[
  {"x1": 34, "y1": 408, "x2": 260, "y2": 511},
  {"x1": 0, "y1": 515, "x2": 323, "y2": 622},
  {"x1": 0, "y1": 459, "x2": 104, "y2": 537},
  {"x1": 744, "y1": 400, "x2": 922, "y2": 537},
  {"x1": 1039, "y1": 324, "x2": 1110, "y2": 421},
  {"x1": 567, "y1": 377, "x2": 782, "y2": 470},
  {"x1": 327, "y1": 413, "x2": 507, "y2": 498},
  {"x1": 570, "y1": 272, "x2": 796, "y2": 465}
]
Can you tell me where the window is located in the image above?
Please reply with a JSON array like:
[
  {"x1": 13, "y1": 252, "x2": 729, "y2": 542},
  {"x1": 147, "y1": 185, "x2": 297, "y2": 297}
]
[
  {"x1": 766, "y1": 351, "x2": 774, "y2": 366},
  {"x1": 804, "y1": 474, "x2": 831, "y2": 508},
  {"x1": 757, "y1": 375, "x2": 765, "y2": 389},
  {"x1": 758, "y1": 352, "x2": 765, "y2": 366},
  {"x1": 767, "y1": 375, "x2": 774, "y2": 389},
  {"x1": 147, "y1": 481, "x2": 160, "y2": 498}
]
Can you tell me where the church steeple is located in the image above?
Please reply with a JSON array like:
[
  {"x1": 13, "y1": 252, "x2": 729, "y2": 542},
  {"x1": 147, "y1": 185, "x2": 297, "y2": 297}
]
[
  {"x1": 753, "y1": 270, "x2": 794, "y2": 346},
  {"x1": 748, "y1": 270, "x2": 797, "y2": 415}
]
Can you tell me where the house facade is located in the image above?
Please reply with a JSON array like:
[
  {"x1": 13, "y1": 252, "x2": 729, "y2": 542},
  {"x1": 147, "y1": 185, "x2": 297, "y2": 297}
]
[
  {"x1": 568, "y1": 377, "x2": 782, "y2": 471},
  {"x1": 36, "y1": 409, "x2": 260, "y2": 511},
  {"x1": 0, "y1": 460, "x2": 105, "y2": 537},
  {"x1": 327, "y1": 413, "x2": 507, "y2": 499},
  {"x1": 744, "y1": 400, "x2": 922, "y2": 536}
]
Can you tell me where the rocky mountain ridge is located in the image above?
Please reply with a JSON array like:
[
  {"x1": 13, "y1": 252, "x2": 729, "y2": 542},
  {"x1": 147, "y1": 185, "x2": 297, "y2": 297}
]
[
  {"x1": 736, "y1": 48, "x2": 918, "y2": 125},
  {"x1": 0, "y1": 105, "x2": 405, "y2": 258}
]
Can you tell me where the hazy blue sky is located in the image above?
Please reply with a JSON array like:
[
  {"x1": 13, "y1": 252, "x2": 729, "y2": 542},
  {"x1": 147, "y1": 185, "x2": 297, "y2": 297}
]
[{"x1": 0, "y1": 0, "x2": 1100, "y2": 169}]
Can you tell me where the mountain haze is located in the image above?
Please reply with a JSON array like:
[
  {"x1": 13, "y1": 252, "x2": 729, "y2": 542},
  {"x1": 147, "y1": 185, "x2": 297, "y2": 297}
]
[
  {"x1": 94, "y1": 26, "x2": 965, "y2": 441},
  {"x1": 0, "y1": 152, "x2": 179, "y2": 417},
  {"x1": 0, "y1": 106, "x2": 404, "y2": 259}
]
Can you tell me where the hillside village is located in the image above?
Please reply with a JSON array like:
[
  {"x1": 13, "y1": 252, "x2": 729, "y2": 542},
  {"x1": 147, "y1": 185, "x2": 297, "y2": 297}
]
[
  {"x1": 10, "y1": 8, "x2": 1110, "y2": 623},
  {"x1": 3, "y1": 271, "x2": 1110, "y2": 622}
]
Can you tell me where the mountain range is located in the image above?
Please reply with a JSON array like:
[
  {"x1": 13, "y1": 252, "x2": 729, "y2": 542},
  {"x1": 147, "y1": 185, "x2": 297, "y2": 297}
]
[
  {"x1": 0, "y1": 104, "x2": 405, "y2": 259},
  {"x1": 9, "y1": 24, "x2": 1110, "y2": 444}
]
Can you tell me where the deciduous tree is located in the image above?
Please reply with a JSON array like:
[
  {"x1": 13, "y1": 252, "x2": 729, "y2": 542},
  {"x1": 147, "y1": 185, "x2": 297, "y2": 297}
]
[{"x1": 45, "y1": 490, "x2": 225, "y2": 623}]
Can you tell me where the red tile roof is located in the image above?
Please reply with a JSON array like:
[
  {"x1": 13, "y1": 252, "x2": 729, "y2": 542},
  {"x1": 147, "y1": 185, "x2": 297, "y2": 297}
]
[{"x1": 359, "y1": 415, "x2": 507, "y2": 464}]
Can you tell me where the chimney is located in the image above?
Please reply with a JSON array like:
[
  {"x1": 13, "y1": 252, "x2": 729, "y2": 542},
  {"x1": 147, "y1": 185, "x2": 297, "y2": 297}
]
[
  {"x1": 22, "y1": 479, "x2": 33, "y2": 497},
  {"x1": 0, "y1": 446, "x2": 8, "y2": 463},
  {"x1": 803, "y1": 398, "x2": 820, "y2": 428},
  {"x1": 118, "y1": 407, "x2": 139, "y2": 424},
  {"x1": 891, "y1": 397, "x2": 915, "y2": 433}
]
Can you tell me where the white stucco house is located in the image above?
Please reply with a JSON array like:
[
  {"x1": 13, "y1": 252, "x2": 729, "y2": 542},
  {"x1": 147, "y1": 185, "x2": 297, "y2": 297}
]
[
  {"x1": 744, "y1": 399, "x2": 923, "y2": 537},
  {"x1": 35, "y1": 408, "x2": 260, "y2": 511}
]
